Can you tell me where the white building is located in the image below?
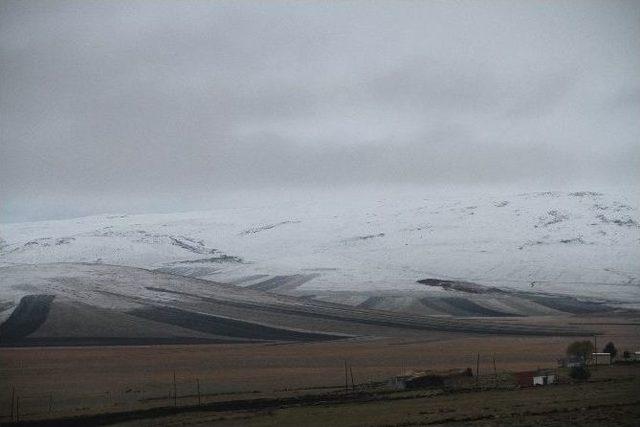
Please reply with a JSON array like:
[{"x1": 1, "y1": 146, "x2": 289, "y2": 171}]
[
  {"x1": 533, "y1": 372, "x2": 556, "y2": 386},
  {"x1": 591, "y1": 352, "x2": 612, "y2": 365}
]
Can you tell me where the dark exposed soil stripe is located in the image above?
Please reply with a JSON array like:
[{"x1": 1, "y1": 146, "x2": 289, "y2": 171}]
[
  {"x1": 246, "y1": 275, "x2": 297, "y2": 291},
  {"x1": 521, "y1": 295, "x2": 607, "y2": 314},
  {"x1": 0, "y1": 294, "x2": 55, "y2": 342},
  {"x1": 417, "y1": 279, "x2": 505, "y2": 294},
  {"x1": 144, "y1": 287, "x2": 587, "y2": 336},
  {"x1": 246, "y1": 274, "x2": 318, "y2": 292},
  {"x1": 419, "y1": 297, "x2": 473, "y2": 317},
  {"x1": 358, "y1": 296, "x2": 386, "y2": 309},
  {"x1": 0, "y1": 300, "x2": 15, "y2": 312},
  {"x1": 438, "y1": 297, "x2": 522, "y2": 317},
  {"x1": 0, "y1": 336, "x2": 252, "y2": 347},
  {"x1": 128, "y1": 305, "x2": 342, "y2": 342}
]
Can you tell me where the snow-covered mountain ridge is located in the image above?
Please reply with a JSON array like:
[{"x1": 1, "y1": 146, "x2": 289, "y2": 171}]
[{"x1": 1, "y1": 190, "x2": 638, "y2": 306}]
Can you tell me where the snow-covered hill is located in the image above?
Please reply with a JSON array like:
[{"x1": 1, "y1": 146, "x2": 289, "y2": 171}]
[{"x1": 1, "y1": 190, "x2": 639, "y2": 306}]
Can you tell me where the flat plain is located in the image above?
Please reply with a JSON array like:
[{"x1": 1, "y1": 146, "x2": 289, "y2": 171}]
[{"x1": 1, "y1": 315, "x2": 638, "y2": 425}]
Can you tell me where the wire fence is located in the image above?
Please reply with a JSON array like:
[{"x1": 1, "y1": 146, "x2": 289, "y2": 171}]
[
  {"x1": 1, "y1": 356, "x2": 565, "y2": 423},
  {"x1": 0, "y1": 376, "x2": 245, "y2": 423},
  {"x1": 0, "y1": 374, "x2": 505, "y2": 423}
]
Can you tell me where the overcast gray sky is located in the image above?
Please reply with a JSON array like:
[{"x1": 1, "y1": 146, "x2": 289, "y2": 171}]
[{"x1": 1, "y1": 0, "x2": 639, "y2": 222}]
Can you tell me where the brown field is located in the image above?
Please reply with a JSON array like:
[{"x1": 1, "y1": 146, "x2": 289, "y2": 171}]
[
  {"x1": 1, "y1": 315, "x2": 639, "y2": 425},
  {"x1": 111, "y1": 364, "x2": 640, "y2": 427}
]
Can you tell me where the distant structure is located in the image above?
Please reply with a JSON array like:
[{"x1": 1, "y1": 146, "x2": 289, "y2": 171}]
[
  {"x1": 557, "y1": 356, "x2": 585, "y2": 368},
  {"x1": 533, "y1": 371, "x2": 557, "y2": 386},
  {"x1": 591, "y1": 352, "x2": 612, "y2": 365},
  {"x1": 388, "y1": 368, "x2": 472, "y2": 390},
  {"x1": 515, "y1": 369, "x2": 557, "y2": 387}
]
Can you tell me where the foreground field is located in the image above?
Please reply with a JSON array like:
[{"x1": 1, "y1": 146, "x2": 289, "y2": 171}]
[
  {"x1": 1, "y1": 318, "x2": 638, "y2": 425},
  {"x1": 112, "y1": 364, "x2": 640, "y2": 427}
]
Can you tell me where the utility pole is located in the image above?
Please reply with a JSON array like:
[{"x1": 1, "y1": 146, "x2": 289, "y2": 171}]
[
  {"x1": 10, "y1": 386, "x2": 14, "y2": 421},
  {"x1": 493, "y1": 355, "x2": 497, "y2": 388},
  {"x1": 344, "y1": 360, "x2": 348, "y2": 393},
  {"x1": 476, "y1": 353, "x2": 480, "y2": 388},
  {"x1": 173, "y1": 371, "x2": 177, "y2": 407},
  {"x1": 350, "y1": 366, "x2": 355, "y2": 392}
]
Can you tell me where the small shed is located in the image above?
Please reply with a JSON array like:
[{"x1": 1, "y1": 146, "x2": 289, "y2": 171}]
[
  {"x1": 591, "y1": 352, "x2": 612, "y2": 365},
  {"x1": 533, "y1": 371, "x2": 556, "y2": 386},
  {"x1": 515, "y1": 369, "x2": 556, "y2": 387}
]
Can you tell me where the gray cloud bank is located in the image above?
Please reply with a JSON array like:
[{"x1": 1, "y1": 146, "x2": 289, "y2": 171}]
[{"x1": 1, "y1": 1, "x2": 639, "y2": 221}]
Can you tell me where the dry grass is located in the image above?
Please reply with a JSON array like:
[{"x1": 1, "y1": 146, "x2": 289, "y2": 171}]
[{"x1": 0, "y1": 315, "x2": 638, "y2": 424}]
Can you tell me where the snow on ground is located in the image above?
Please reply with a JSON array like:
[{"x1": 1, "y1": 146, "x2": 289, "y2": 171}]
[{"x1": 1, "y1": 188, "x2": 639, "y2": 305}]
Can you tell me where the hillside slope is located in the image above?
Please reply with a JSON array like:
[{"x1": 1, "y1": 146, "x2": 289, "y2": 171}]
[
  {"x1": 1, "y1": 191, "x2": 638, "y2": 308},
  {"x1": 0, "y1": 263, "x2": 596, "y2": 346}
]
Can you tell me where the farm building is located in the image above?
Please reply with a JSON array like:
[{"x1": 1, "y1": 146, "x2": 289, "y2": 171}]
[
  {"x1": 557, "y1": 356, "x2": 584, "y2": 368},
  {"x1": 534, "y1": 371, "x2": 557, "y2": 386},
  {"x1": 515, "y1": 369, "x2": 557, "y2": 387},
  {"x1": 388, "y1": 368, "x2": 472, "y2": 390},
  {"x1": 591, "y1": 352, "x2": 612, "y2": 365}
]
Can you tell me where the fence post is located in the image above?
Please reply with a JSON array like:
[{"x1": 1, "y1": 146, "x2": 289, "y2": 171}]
[
  {"x1": 349, "y1": 366, "x2": 355, "y2": 392},
  {"x1": 476, "y1": 353, "x2": 480, "y2": 388},
  {"x1": 344, "y1": 360, "x2": 348, "y2": 393},
  {"x1": 16, "y1": 396, "x2": 20, "y2": 423},
  {"x1": 197, "y1": 379, "x2": 201, "y2": 406},
  {"x1": 493, "y1": 355, "x2": 497, "y2": 388},
  {"x1": 173, "y1": 371, "x2": 177, "y2": 407},
  {"x1": 10, "y1": 387, "x2": 15, "y2": 421}
]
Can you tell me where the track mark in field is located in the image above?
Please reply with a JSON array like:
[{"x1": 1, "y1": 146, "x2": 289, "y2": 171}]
[{"x1": 128, "y1": 305, "x2": 342, "y2": 342}]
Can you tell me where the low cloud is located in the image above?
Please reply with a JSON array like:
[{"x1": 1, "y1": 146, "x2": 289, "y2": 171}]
[{"x1": 1, "y1": 1, "x2": 639, "y2": 221}]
